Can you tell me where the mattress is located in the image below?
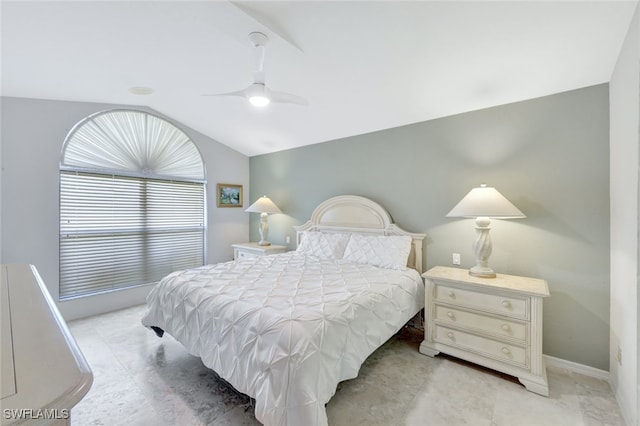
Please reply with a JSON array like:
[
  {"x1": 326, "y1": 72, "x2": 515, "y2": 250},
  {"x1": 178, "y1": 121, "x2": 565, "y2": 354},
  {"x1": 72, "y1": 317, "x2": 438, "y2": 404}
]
[{"x1": 141, "y1": 252, "x2": 424, "y2": 426}]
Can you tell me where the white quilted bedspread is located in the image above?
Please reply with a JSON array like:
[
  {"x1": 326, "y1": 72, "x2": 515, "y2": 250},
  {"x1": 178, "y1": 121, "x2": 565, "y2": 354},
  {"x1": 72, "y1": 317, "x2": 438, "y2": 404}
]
[{"x1": 141, "y1": 252, "x2": 424, "y2": 426}]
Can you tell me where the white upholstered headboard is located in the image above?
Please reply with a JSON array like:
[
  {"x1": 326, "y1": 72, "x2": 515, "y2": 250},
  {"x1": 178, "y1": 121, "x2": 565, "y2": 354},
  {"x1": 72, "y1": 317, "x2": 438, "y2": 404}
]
[{"x1": 293, "y1": 195, "x2": 426, "y2": 273}]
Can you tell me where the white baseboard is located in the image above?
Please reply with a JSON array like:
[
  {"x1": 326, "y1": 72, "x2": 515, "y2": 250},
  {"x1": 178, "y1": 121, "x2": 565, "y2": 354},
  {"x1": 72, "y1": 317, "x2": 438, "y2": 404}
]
[{"x1": 543, "y1": 354, "x2": 610, "y2": 381}]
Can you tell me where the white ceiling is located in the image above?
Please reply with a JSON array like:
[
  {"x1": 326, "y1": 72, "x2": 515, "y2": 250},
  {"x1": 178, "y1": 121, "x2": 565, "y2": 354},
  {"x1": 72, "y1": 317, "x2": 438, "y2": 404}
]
[{"x1": 1, "y1": 1, "x2": 637, "y2": 157}]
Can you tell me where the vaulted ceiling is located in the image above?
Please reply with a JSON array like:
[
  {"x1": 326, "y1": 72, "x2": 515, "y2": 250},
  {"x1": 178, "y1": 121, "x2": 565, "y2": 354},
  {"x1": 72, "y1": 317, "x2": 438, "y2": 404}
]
[{"x1": 2, "y1": 1, "x2": 637, "y2": 156}]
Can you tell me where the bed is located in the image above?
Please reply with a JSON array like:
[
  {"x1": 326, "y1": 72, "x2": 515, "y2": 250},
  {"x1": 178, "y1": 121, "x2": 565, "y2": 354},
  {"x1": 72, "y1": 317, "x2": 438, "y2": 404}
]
[{"x1": 141, "y1": 195, "x2": 426, "y2": 426}]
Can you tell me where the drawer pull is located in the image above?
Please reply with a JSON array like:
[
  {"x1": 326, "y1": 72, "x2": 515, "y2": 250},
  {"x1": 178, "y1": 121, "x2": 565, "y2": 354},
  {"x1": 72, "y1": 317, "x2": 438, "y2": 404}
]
[
  {"x1": 501, "y1": 347, "x2": 511, "y2": 355},
  {"x1": 447, "y1": 291, "x2": 455, "y2": 299},
  {"x1": 446, "y1": 331, "x2": 455, "y2": 340},
  {"x1": 501, "y1": 324, "x2": 511, "y2": 332},
  {"x1": 501, "y1": 300, "x2": 511, "y2": 308},
  {"x1": 446, "y1": 311, "x2": 455, "y2": 320}
]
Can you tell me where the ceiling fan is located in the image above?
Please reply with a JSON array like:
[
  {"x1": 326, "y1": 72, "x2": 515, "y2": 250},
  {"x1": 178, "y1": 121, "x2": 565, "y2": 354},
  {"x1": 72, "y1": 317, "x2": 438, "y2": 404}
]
[{"x1": 204, "y1": 32, "x2": 307, "y2": 108}]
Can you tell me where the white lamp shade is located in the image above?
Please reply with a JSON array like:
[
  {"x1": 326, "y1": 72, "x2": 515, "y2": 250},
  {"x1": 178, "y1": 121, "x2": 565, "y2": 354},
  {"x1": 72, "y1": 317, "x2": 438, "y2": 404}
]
[
  {"x1": 447, "y1": 184, "x2": 525, "y2": 219},
  {"x1": 245, "y1": 196, "x2": 282, "y2": 214}
]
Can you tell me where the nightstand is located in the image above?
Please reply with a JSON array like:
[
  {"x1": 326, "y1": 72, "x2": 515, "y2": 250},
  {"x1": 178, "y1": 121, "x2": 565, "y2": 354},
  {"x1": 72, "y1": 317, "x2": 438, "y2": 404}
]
[
  {"x1": 232, "y1": 242, "x2": 287, "y2": 260},
  {"x1": 420, "y1": 266, "x2": 550, "y2": 396}
]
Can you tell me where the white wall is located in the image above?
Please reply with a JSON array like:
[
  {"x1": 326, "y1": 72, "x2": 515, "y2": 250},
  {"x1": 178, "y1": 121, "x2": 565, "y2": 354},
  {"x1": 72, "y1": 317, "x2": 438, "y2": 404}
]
[
  {"x1": 0, "y1": 97, "x2": 250, "y2": 320},
  {"x1": 609, "y1": 2, "x2": 640, "y2": 425}
]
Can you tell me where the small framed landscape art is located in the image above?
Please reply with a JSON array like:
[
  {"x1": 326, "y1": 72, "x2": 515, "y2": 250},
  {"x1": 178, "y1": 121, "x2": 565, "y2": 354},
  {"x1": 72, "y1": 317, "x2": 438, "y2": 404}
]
[{"x1": 216, "y1": 183, "x2": 243, "y2": 208}]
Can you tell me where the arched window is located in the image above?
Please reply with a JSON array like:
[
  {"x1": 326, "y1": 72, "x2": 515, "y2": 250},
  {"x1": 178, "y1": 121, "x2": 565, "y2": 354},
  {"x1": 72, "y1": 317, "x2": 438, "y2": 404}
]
[{"x1": 59, "y1": 110, "x2": 206, "y2": 299}]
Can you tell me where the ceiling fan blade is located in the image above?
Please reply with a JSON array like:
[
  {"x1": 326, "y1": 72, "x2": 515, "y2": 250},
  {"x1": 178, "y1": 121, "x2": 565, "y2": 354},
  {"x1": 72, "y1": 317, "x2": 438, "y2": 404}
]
[
  {"x1": 269, "y1": 90, "x2": 308, "y2": 106},
  {"x1": 201, "y1": 89, "x2": 246, "y2": 98}
]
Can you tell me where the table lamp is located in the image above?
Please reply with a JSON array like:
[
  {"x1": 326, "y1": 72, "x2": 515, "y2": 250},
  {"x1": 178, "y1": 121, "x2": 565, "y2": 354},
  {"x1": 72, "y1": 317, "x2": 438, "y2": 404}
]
[
  {"x1": 245, "y1": 196, "x2": 282, "y2": 246},
  {"x1": 447, "y1": 184, "x2": 525, "y2": 278}
]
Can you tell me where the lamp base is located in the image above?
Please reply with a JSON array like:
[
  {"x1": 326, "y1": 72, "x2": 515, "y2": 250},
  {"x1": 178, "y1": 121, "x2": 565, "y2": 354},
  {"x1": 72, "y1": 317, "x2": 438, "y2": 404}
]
[
  {"x1": 469, "y1": 266, "x2": 496, "y2": 279},
  {"x1": 470, "y1": 217, "x2": 496, "y2": 278},
  {"x1": 257, "y1": 213, "x2": 270, "y2": 247}
]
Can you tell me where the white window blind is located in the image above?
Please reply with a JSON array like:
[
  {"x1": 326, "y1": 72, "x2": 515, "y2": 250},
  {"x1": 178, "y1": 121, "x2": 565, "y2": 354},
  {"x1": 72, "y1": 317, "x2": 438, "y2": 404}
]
[{"x1": 59, "y1": 110, "x2": 206, "y2": 300}]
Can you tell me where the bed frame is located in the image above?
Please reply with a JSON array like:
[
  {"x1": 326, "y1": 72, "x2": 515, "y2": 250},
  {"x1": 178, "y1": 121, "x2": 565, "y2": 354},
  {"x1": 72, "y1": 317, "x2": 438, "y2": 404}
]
[{"x1": 293, "y1": 195, "x2": 426, "y2": 273}]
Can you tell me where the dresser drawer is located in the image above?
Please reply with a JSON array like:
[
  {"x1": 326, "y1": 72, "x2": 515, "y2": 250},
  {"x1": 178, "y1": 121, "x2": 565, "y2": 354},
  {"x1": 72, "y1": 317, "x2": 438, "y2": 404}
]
[
  {"x1": 235, "y1": 250, "x2": 259, "y2": 260},
  {"x1": 434, "y1": 283, "x2": 528, "y2": 319},
  {"x1": 233, "y1": 243, "x2": 287, "y2": 261},
  {"x1": 434, "y1": 304, "x2": 528, "y2": 343},
  {"x1": 433, "y1": 325, "x2": 528, "y2": 368}
]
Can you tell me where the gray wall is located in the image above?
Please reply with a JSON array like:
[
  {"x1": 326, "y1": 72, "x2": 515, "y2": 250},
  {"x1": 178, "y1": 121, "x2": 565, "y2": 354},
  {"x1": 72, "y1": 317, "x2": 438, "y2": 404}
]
[
  {"x1": 1, "y1": 97, "x2": 250, "y2": 320},
  {"x1": 250, "y1": 84, "x2": 610, "y2": 370}
]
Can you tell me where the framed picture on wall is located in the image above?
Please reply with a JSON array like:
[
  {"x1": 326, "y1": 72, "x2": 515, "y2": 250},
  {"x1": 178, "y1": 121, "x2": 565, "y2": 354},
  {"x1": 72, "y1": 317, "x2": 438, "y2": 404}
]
[{"x1": 216, "y1": 183, "x2": 243, "y2": 208}]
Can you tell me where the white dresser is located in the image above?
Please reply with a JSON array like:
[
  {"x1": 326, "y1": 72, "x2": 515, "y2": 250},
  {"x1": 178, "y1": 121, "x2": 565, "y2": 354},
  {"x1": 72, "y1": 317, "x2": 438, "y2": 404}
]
[
  {"x1": 232, "y1": 242, "x2": 287, "y2": 260},
  {"x1": 1, "y1": 264, "x2": 93, "y2": 425},
  {"x1": 420, "y1": 266, "x2": 550, "y2": 396}
]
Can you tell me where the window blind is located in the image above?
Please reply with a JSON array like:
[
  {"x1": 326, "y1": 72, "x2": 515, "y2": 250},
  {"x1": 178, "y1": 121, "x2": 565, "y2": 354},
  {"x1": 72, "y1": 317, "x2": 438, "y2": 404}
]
[{"x1": 59, "y1": 171, "x2": 205, "y2": 299}]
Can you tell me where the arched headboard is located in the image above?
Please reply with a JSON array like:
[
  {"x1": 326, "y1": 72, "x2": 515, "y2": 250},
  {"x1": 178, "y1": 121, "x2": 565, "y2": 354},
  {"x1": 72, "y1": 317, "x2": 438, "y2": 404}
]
[{"x1": 293, "y1": 195, "x2": 426, "y2": 273}]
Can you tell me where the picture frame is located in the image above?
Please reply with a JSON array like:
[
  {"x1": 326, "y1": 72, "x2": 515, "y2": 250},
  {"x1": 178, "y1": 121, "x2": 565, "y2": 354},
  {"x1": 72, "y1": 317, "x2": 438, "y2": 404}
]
[{"x1": 216, "y1": 183, "x2": 243, "y2": 208}]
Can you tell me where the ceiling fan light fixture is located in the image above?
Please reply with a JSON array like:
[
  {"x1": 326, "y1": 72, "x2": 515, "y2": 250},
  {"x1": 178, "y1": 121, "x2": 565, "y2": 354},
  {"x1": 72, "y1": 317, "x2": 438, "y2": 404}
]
[
  {"x1": 201, "y1": 32, "x2": 307, "y2": 107},
  {"x1": 247, "y1": 83, "x2": 271, "y2": 107},
  {"x1": 249, "y1": 95, "x2": 271, "y2": 107}
]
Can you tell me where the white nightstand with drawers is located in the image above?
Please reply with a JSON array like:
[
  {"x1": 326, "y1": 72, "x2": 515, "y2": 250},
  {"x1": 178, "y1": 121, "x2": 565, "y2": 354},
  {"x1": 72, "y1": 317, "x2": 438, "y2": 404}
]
[
  {"x1": 420, "y1": 266, "x2": 550, "y2": 396},
  {"x1": 232, "y1": 242, "x2": 287, "y2": 260}
]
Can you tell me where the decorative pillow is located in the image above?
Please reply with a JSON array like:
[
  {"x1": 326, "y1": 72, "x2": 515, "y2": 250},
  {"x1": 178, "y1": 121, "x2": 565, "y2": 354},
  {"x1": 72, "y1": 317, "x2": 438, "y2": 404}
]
[
  {"x1": 342, "y1": 234, "x2": 412, "y2": 270},
  {"x1": 296, "y1": 231, "x2": 350, "y2": 260}
]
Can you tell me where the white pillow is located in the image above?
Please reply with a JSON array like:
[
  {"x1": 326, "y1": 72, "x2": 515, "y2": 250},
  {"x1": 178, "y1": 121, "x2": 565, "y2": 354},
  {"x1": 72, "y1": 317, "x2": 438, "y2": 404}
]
[
  {"x1": 296, "y1": 231, "x2": 350, "y2": 259},
  {"x1": 343, "y1": 234, "x2": 412, "y2": 270}
]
